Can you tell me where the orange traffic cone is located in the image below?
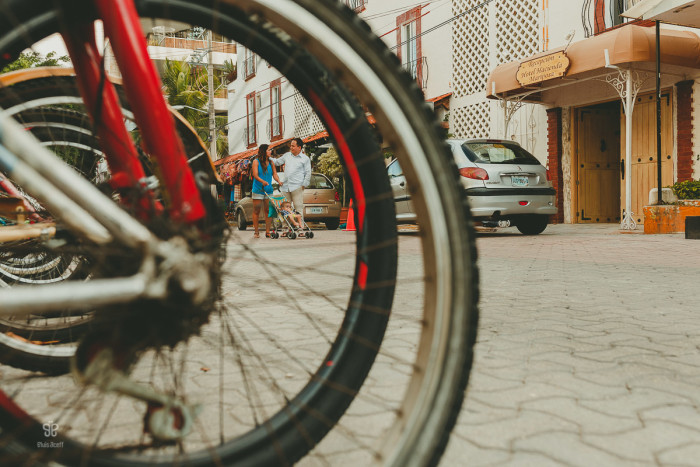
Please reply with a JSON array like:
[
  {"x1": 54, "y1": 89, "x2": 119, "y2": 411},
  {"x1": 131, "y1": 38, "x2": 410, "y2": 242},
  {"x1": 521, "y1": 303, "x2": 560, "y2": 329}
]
[{"x1": 343, "y1": 200, "x2": 356, "y2": 231}]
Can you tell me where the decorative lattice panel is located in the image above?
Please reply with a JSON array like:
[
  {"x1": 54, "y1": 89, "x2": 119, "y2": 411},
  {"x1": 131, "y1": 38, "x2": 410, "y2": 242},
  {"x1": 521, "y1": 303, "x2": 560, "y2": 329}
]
[
  {"x1": 452, "y1": 0, "x2": 489, "y2": 97},
  {"x1": 495, "y1": 0, "x2": 539, "y2": 64},
  {"x1": 451, "y1": 102, "x2": 490, "y2": 139},
  {"x1": 293, "y1": 93, "x2": 325, "y2": 138}
]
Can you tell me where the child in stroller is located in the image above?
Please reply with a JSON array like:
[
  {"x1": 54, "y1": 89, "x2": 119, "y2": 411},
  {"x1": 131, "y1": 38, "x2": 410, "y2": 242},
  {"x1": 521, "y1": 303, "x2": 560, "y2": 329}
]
[
  {"x1": 279, "y1": 201, "x2": 303, "y2": 229},
  {"x1": 266, "y1": 194, "x2": 314, "y2": 239}
]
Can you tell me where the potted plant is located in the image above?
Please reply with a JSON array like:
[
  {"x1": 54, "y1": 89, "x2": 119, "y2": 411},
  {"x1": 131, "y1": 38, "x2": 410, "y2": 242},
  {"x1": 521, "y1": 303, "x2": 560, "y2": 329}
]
[{"x1": 643, "y1": 180, "x2": 700, "y2": 234}]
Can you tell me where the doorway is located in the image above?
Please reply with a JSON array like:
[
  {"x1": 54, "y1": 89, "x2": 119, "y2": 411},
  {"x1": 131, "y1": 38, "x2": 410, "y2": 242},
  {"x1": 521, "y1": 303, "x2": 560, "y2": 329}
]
[
  {"x1": 575, "y1": 101, "x2": 621, "y2": 223},
  {"x1": 621, "y1": 90, "x2": 674, "y2": 225}
]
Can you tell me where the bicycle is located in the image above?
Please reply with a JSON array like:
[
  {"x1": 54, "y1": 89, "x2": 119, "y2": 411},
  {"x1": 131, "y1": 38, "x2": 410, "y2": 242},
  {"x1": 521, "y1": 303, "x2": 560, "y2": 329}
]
[
  {"x1": 0, "y1": 1, "x2": 478, "y2": 465},
  {"x1": 0, "y1": 67, "x2": 221, "y2": 374}
]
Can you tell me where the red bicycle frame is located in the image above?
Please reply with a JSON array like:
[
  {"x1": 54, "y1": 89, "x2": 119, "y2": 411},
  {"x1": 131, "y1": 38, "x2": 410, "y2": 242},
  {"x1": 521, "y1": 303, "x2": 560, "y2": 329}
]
[{"x1": 61, "y1": 0, "x2": 206, "y2": 224}]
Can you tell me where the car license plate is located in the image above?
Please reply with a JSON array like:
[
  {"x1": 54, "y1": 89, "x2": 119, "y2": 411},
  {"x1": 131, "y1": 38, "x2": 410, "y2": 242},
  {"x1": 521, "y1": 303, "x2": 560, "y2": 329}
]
[
  {"x1": 511, "y1": 176, "x2": 529, "y2": 187},
  {"x1": 308, "y1": 207, "x2": 324, "y2": 214}
]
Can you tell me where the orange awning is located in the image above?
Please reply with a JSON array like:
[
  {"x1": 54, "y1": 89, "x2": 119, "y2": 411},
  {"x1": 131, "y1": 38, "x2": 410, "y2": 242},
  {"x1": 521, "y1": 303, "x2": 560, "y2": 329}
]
[
  {"x1": 487, "y1": 24, "x2": 700, "y2": 100},
  {"x1": 214, "y1": 131, "x2": 330, "y2": 169}
]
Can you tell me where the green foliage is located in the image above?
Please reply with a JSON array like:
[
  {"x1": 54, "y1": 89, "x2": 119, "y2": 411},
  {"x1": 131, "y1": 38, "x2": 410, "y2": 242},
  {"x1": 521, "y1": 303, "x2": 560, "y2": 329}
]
[
  {"x1": 317, "y1": 147, "x2": 352, "y2": 206},
  {"x1": 668, "y1": 180, "x2": 700, "y2": 200},
  {"x1": 162, "y1": 59, "x2": 227, "y2": 156},
  {"x1": 223, "y1": 59, "x2": 237, "y2": 83},
  {"x1": 1, "y1": 51, "x2": 70, "y2": 73},
  {"x1": 316, "y1": 147, "x2": 343, "y2": 179},
  {"x1": 438, "y1": 112, "x2": 453, "y2": 140}
]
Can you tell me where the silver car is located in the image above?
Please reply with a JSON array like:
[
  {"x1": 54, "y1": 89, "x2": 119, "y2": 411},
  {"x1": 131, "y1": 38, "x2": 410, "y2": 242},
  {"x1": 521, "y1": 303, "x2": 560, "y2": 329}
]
[{"x1": 388, "y1": 139, "x2": 556, "y2": 234}]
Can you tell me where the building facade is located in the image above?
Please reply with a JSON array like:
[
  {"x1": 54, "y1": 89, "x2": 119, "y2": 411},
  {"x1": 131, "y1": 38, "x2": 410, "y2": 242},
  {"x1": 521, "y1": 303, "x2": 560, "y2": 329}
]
[
  {"x1": 225, "y1": 48, "x2": 325, "y2": 156},
  {"x1": 221, "y1": 0, "x2": 700, "y2": 229},
  {"x1": 482, "y1": 0, "x2": 699, "y2": 227},
  {"x1": 222, "y1": 0, "x2": 454, "y2": 161}
]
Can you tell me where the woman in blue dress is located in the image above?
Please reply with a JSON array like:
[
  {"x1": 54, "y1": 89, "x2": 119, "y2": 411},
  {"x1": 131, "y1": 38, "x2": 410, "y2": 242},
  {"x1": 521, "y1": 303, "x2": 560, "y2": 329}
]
[{"x1": 251, "y1": 144, "x2": 282, "y2": 238}]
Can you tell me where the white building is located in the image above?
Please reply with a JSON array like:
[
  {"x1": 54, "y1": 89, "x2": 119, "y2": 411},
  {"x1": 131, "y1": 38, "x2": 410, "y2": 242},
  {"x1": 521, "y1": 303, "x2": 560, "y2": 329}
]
[
  {"x1": 224, "y1": 49, "x2": 325, "y2": 157},
  {"x1": 220, "y1": 0, "x2": 700, "y2": 229},
  {"x1": 221, "y1": 0, "x2": 454, "y2": 164},
  {"x1": 477, "y1": 0, "x2": 700, "y2": 227}
]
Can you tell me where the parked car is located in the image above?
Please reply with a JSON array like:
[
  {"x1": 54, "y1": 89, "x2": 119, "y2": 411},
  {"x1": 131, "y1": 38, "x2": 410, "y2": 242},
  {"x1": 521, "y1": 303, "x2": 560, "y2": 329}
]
[
  {"x1": 387, "y1": 139, "x2": 557, "y2": 234},
  {"x1": 234, "y1": 172, "x2": 342, "y2": 230}
]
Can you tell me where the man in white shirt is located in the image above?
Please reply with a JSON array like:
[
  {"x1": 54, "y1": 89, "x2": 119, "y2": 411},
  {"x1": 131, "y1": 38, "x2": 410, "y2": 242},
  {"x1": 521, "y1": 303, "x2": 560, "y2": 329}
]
[{"x1": 272, "y1": 137, "x2": 311, "y2": 225}]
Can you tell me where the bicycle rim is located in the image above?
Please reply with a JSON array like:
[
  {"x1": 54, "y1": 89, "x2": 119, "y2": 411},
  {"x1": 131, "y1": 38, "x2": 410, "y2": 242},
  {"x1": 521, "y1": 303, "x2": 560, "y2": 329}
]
[{"x1": 0, "y1": 1, "x2": 478, "y2": 466}]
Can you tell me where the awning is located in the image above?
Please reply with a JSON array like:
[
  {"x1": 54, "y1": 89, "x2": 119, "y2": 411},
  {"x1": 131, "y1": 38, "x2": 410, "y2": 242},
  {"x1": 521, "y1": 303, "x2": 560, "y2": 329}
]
[
  {"x1": 487, "y1": 24, "x2": 700, "y2": 101},
  {"x1": 623, "y1": 0, "x2": 700, "y2": 27},
  {"x1": 215, "y1": 138, "x2": 292, "y2": 167},
  {"x1": 214, "y1": 131, "x2": 330, "y2": 168},
  {"x1": 427, "y1": 92, "x2": 452, "y2": 109}
]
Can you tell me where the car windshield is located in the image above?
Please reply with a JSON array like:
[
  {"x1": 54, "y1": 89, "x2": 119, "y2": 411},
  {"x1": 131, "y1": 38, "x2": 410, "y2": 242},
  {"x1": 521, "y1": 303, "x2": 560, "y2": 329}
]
[
  {"x1": 271, "y1": 173, "x2": 333, "y2": 191},
  {"x1": 460, "y1": 142, "x2": 541, "y2": 165}
]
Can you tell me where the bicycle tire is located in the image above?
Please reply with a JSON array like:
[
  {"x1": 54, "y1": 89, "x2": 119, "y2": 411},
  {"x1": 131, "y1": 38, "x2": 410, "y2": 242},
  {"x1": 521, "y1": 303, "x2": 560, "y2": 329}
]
[
  {"x1": 0, "y1": 1, "x2": 479, "y2": 466},
  {"x1": 0, "y1": 72, "x2": 213, "y2": 372},
  {"x1": 0, "y1": 83, "x2": 102, "y2": 371}
]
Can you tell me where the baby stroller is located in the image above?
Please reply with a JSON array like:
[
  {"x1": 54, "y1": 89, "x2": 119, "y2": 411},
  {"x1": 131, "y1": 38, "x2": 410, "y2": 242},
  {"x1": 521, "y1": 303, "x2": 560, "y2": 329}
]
[{"x1": 266, "y1": 193, "x2": 314, "y2": 240}]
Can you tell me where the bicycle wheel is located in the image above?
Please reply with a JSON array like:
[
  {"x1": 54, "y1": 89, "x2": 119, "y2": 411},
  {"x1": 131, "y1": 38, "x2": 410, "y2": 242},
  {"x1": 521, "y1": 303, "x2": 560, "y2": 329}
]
[
  {"x1": 0, "y1": 71, "x2": 215, "y2": 373},
  {"x1": 0, "y1": 1, "x2": 478, "y2": 466},
  {"x1": 0, "y1": 78, "x2": 103, "y2": 372}
]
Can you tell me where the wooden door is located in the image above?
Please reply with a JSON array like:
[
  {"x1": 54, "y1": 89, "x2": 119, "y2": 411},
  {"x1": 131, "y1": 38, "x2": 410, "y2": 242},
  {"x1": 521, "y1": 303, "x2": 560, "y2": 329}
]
[
  {"x1": 621, "y1": 91, "x2": 674, "y2": 225},
  {"x1": 576, "y1": 107, "x2": 621, "y2": 223}
]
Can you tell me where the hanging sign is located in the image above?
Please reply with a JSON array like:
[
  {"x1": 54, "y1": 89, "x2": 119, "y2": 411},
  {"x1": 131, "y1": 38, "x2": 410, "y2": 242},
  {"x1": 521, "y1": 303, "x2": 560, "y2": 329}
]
[{"x1": 516, "y1": 51, "x2": 570, "y2": 86}]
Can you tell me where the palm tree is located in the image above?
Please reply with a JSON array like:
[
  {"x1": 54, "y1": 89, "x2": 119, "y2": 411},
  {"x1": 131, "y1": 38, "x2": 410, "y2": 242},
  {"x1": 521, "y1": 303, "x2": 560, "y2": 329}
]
[{"x1": 161, "y1": 59, "x2": 228, "y2": 156}]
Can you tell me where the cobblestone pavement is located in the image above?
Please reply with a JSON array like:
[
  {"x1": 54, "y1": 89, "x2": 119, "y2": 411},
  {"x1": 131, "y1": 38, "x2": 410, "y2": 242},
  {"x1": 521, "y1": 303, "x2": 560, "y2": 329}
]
[
  {"x1": 443, "y1": 224, "x2": 700, "y2": 467},
  {"x1": 2, "y1": 223, "x2": 698, "y2": 466}
]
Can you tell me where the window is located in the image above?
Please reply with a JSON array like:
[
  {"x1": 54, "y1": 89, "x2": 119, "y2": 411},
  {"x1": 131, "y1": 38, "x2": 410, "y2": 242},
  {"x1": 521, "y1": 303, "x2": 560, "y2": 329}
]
[
  {"x1": 397, "y1": 7, "x2": 424, "y2": 88},
  {"x1": 246, "y1": 92, "x2": 257, "y2": 148},
  {"x1": 345, "y1": 0, "x2": 366, "y2": 13},
  {"x1": 459, "y1": 142, "x2": 541, "y2": 166},
  {"x1": 243, "y1": 48, "x2": 256, "y2": 80},
  {"x1": 402, "y1": 22, "x2": 417, "y2": 73},
  {"x1": 269, "y1": 79, "x2": 283, "y2": 141}
]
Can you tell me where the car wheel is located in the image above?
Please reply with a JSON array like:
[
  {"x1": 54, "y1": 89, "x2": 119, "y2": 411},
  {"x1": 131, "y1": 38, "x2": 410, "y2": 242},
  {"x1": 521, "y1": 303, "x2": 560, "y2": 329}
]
[
  {"x1": 236, "y1": 210, "x2": 247, "y2": 231},
  {"x1": 324, "y1": 218, "x2": 340, "y2": 230},
  {"x1": 516, "y1": 215, "x2": 548, "y2": 235}
]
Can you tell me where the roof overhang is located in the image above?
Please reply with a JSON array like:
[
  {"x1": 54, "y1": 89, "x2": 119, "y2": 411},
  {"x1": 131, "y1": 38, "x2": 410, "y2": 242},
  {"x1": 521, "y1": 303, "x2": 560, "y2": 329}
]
[
  {"x1": 487, "y1": 24, "x2": 700, "y2": 105},
  {"x1": 623, "y1": 0, "x2": 700, "y2": 27}
]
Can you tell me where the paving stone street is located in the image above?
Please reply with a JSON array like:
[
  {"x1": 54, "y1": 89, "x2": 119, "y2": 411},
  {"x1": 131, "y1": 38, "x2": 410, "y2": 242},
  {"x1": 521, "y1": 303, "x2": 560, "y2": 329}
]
[
  {"x1": 443, "y1": 224, "x2": 700, "y2": 466},
  {"x1": 3, "y1": 223, "x2": 699, "y2": 466}
]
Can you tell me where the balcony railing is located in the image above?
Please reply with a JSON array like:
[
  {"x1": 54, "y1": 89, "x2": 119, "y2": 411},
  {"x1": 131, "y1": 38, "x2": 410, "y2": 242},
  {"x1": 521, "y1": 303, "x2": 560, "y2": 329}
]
[
  {"x1": 584, "y1": 0, "x2": 639, "y2": 37},
  {"x1": 246, "y1": 124, "x2": 257, "y2": 147},
  {"x1": 146, "y1": 35, "x2": 237, "y2": 54},
  {"x1": 267, "y1": 116, "x2": 285, "y2": 139},
  {"x1": 345, "y1": 0, "x2": 366, "y2": 13},
  {"x1": 403, "y1": 56, "x2": 428, "y2": 90}
]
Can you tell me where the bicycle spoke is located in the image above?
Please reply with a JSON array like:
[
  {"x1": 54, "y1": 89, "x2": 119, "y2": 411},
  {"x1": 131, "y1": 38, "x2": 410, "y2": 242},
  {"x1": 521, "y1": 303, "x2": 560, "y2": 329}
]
[{"x1": 0, "y1": 1, "x2": 477, "y2": 466}]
